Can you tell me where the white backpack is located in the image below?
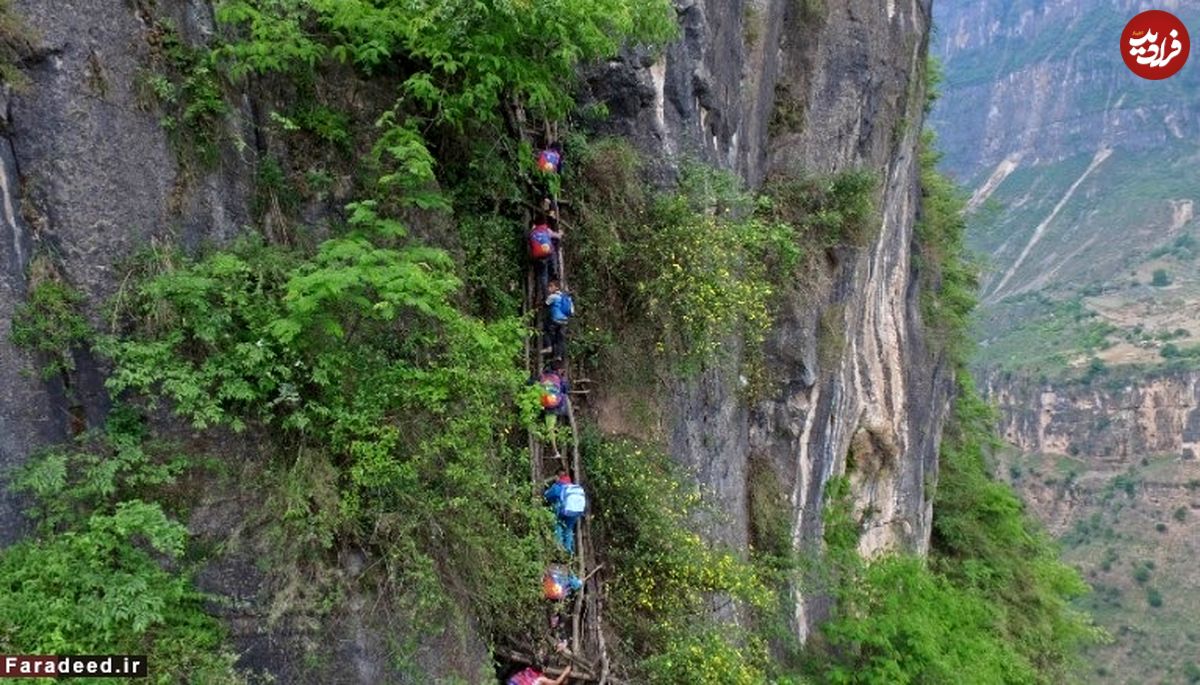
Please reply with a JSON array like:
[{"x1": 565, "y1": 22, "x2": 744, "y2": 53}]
[{"x1": 561, "y1": 484, "x2": 587, "y2": 516}]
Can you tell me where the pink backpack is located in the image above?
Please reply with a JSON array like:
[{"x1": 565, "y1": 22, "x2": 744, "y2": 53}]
[{"x1": 507, "y1": 666, "x2": 542, "y2": 685}]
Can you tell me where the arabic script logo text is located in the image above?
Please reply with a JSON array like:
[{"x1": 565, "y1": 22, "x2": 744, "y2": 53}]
[{"x1": 1122, "y1": 10, "x2": 1190, "y2": 80}]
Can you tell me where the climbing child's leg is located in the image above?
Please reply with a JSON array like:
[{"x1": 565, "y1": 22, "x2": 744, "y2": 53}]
[
  {"x1": 536, "y1": 259, "x2": 549, "y2": 299},
  {"x1": 562, "y1": 516, "x2": 576, "y2": 555},
  {"x1": 555, "y1": 517, "x2": 570, "y2": 552},
  {"x1": 545, "y1": 413, "x2": 559, "y2": 452},
  {"x1": 551, "y1": 323, "x2": 566, "y2": 360}
]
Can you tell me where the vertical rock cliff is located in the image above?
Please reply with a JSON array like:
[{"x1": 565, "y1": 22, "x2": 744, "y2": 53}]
[
  {"x1": 585, "y1": 0, "x2": 945, "y2": 639},
  {"x1": 989, "y1": 370, "x2": 1200, "y2": 462},
  {"x1": 0, "y1": 0, "x2": 252, "y2": 544},
  {"x1": 0, "y1": 0, "x2": 944, "y2": 676}
]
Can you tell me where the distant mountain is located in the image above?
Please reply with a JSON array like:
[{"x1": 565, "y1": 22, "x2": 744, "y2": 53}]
[
  {"x1": 932, "y1": 3, "x2": 1200, "y2": 682},
  {"x1": 932, "y1": 0, "x2": 1200, "y2": 378}
]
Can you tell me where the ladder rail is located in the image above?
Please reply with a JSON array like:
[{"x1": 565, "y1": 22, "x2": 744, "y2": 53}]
[{"x1": 512, "y1": 107, "x2": 610, "y2": 679}]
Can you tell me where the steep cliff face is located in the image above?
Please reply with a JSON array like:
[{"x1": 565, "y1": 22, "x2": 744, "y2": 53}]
[
  {"x1": 989, "y1": 370, "x2": 1200, "y2": 462},
  {"x1": 0, "y1": 0, "x2": 942, "y2": 676},
  {"x1": 587, "y1": 0, "x2": 945, "y2": 638},
  {"x1": 985, "y1": 369, "x2": 1200, "y2": 683},
  {"x1": 0, "y1": 0, "x2": 252, "y2": 544},
  {"x1": 934, "y1": 0, "x2": 1200, "y2": 174}
]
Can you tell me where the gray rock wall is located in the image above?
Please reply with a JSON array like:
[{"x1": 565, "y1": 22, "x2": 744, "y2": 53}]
[
  {"x1": 0, "y1": 0, "x2": 253, "y2": 544},
  {"x1": 585, "y1": 0, "x2": 947, "y2": 640},
  {"x1": 989, "y1": 370, "x2": 1200, "y2": 463}
]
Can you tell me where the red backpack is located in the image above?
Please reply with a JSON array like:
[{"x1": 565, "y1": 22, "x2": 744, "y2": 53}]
[
  {"x1": 508, "y1": 667, "x2": 542, "y2": 685},
  {"x1": 529, "y1": 224, "x2": 553, "y2": 259},
  {"x1": 537, "y1": 148, "x2": 561, "y2": 173},
  {"x1": 539, "y1": 373, "x2": 563, "y2": 409}
]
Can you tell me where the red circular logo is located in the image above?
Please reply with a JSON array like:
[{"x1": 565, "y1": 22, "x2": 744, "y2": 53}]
[{"x1": 1122, "y1": 10, "x2": 1190, "y2": 80}]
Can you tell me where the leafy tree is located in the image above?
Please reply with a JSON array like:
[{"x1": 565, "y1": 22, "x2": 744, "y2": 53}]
[
  {"x1": 10, "y1": 265, "x2": 91, "y2": 381},
  {"x1": 214, "y1": 0, "x2": 676, "y2": 209},
  {"x1": 0, "y1": 502, "x2": 243, "y2": 682},
  {"x1": 1151, "y1": 268, "x2": 1170, "y2": 287},
  {"x1": 98, "y1": 206, "x2": 551, "y2": 643},
  {"x1": 914, "y1": 131, "x2": 979, "y2": 360},
  {"x1": 1145, "y1": 587, "x2": 1163, "y2": 608}
]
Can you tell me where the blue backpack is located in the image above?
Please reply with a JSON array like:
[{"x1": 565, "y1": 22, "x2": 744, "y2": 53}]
[
  {"x1": 550, "y1": 292, "x2": 574, "y2": 321},
  {"x1": 560, "y1": 483, "x2": 586, "y2": 517}
]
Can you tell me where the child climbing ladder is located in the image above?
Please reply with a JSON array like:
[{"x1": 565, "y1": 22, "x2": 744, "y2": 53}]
[{"x1": 509, "y1": 132, "x2": 608, "y2": 682}]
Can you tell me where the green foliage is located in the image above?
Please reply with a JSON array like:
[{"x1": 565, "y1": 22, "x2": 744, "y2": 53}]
[
  {"x1": 929, "y1": 377, "x2": 1100, "y2": 682},
  {"x1": 761, "y1": 169, "x2": 878, "y2": 250},
  {"x1": 770, "y1": 82, "x2": 806, "y2": 135},
  {"x1": 214, "y1": 0, "x2": 675, "y2": 211},
  {"x1": 808, "y1": 378, "x2": 1100, "y2": 684},
  {"x1": 140, "y1": 20, "x2": 230, "y2": 168},
  {"x1": 1173, "y1": 506, "x2": 1188, "y2": 522},
  {"x1": 1107, "y1": 470, "x2": 1139, "y2": 498},
  {"x1": 821, "y1": 556, "x2": 1035, "y2": 685},
  {"x1": 98, "y1": 205, "x2": 551, "y2": 642},
  {"x1": 4, "y1": 408, "x2": 240, "y2": 682},
  {"x1": 1132, "y1": 562, "x2": 1152, "y2": 585},
  {"x1": 1150, "y1": 268, "x2": 1170, "y2": 287},
  {"x1": 748, "y1": 458, "x2": 794, "y2": 567},
  {"x1": 924, "y1": 57, "x2": 943, "y2": 114},
  {"x1": 12, "y1": 406, "x2": 189, "y2": 533},
  {"x1": 456, "y1": 213, "x2": 524, "y2": 318},
  {"x1": 568, "y1": 141, "x2": 796, "y2": 373},
  {"x1": 1145, "y1": 587, "x2": 1163, "y2": 608},
  {"x1": 972, "y1": 293, "x2": 1119, "y2": 377},
  {"x1": 631, "y1": 165, "x2": 794, "y2": 370},
  {"x1": 571, "y1": 139, "x2": 866, "y2": 376},
  {"x1": 641, "y1": 628, "x2": 769, "y2": 685},
  {"x1": 821, "y1": 475, "x2": 859, "y2": 560},
  {"x1": 287, "y1": 104, "x2": 353, "y2": 149},
  {"x1": 1147, "y1": 233, "x2": 1198, "y2": 261},
  {"x1": 0, "y1": 501, "x2": 244, "y2": 682},
  {"x1": 584, "y1": 435, "x2": 772, "y2": 683},
  {"x1": 216, "y1": 0, "x2": 675, "y2": 124},
  {"x1": 9, "y1": 263, "x2": 92, "y2": 382},
  {"x1": 1160, "y1": 342, "x2": 1200, "y2": 362},
  {"x1": 0, "y1": 0, "x2": 33, "y2": 89},
  {"x1": 915, "y1": 131, "x2": 979, "y2": 360},
  {"x1": 796, "y1": 0, "x2": 826, "y2": 23},
  {"x1": 252, "y1": 156, "x2": 301, "y2": 223}
]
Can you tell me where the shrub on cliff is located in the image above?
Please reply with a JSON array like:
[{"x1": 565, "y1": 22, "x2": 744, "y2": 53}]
[
  {"x1": 3, "y1": 413, "x2": 243, "y2": 682},
  {"x1": 584, "y1": 435, "x2": 772, "y2": 683},
  {"x1": 97, "y1": 207, "x2": 552, "y2": 644}
]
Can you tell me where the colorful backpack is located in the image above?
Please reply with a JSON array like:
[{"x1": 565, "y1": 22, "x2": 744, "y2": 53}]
[
  {"x1": 507, "y1": 666, "x2": 542, "y2": 685},
  {"x1": 550, "y1": 292, "x2": 574, "y2": 321},
  {"x1": 537, "y1": 148, "x2": 561, "y2": 173},
  {"x1": 542, "y1": 564, "x2": 571, "y2": 601},
  {"x1": 539, "y1": 373, "x2": 563, "y2": 409},
  {"x1": 561, "y1": 483, "x2": 587, "y2": 517},
  {"x1": 529, "y1": 224, "x2": 553, "y2": 259}
]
